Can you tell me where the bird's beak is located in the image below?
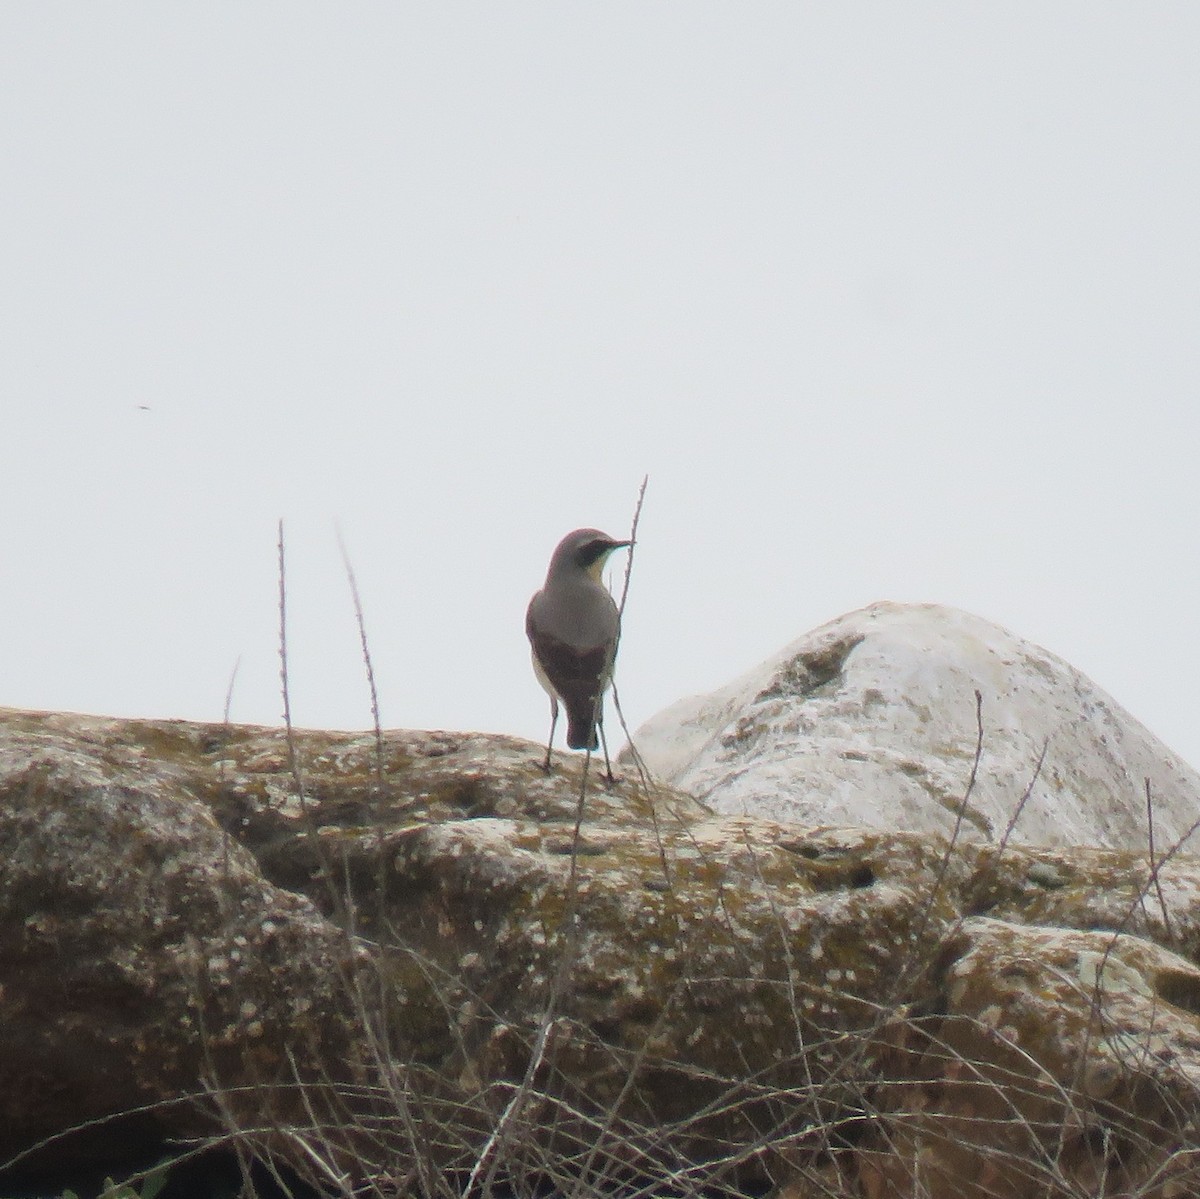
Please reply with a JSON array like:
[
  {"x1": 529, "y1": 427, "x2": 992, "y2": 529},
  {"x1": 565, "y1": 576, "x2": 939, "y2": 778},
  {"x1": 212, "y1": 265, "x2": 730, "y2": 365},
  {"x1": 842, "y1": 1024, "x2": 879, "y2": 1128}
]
[{"x1": 611, "y1": 539, "x2": 633, "y2": 550}]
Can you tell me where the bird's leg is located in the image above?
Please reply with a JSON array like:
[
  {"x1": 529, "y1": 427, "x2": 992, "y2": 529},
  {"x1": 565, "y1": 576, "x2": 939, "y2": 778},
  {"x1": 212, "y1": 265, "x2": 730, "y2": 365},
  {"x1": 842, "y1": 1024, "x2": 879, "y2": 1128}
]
[
  {"x1": 599, "y1": 721, "x2": 616, "y2": 788},
  {"x1": 542, "y1": 698, "x2": 558, "y2": 773}
]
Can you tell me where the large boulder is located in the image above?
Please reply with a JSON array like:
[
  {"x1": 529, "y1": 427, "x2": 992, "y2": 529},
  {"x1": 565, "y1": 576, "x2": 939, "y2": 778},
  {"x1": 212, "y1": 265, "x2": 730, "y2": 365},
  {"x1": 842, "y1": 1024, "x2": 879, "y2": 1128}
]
[{"x1": 626, "y1": 602, "x2": 1200, "y2": 851}]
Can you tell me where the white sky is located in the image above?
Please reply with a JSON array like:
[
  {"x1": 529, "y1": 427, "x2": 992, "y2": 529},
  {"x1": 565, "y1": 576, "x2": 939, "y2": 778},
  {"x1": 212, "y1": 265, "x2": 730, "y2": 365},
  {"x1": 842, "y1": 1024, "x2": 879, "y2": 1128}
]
[{"x1": 4, "y1": 6, "x2": 1200, "y2": 772}]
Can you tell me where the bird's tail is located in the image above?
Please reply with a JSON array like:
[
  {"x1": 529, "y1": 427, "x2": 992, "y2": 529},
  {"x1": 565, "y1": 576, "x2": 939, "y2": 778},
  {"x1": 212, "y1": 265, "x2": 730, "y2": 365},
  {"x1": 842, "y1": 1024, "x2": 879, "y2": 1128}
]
[{"x1": 565, "y1": 705, "x2": 601, "y2": 751}]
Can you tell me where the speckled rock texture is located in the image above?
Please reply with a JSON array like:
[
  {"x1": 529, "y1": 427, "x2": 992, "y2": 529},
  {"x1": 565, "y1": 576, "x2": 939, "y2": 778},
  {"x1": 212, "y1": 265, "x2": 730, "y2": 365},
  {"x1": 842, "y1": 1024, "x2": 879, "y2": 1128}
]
[
  {"x1": 627, "y1": 602, "x2": 1200, "y2": 852},
  {"x1": 2, "y1": 706, "x2": 1200, "y2": 1197},
  {"x1": 862, "y1": 918, "x2": 1200, "y2": 1198}
]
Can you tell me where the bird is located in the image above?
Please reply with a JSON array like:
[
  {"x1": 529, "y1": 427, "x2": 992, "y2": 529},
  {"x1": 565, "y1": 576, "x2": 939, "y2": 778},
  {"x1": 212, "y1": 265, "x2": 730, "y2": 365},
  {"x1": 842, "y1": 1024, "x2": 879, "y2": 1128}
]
[{"x1": 526, "y1": 528, "x2": 631, "y2": 782}]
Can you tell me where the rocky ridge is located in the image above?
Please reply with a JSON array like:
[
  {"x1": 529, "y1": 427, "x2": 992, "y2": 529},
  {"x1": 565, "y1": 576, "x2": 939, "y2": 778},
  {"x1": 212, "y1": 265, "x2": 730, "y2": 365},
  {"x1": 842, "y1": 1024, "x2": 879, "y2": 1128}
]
[{"x1": 2, "y1": 606, "x2": 1200, "y2": 1197}]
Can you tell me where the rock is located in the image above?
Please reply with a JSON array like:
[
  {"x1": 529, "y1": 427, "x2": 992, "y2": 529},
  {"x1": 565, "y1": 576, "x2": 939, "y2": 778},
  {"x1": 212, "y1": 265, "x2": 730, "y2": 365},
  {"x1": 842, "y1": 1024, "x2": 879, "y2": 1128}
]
[
  {"x1": 626, "y1": 602, "x2": 1200, "y2": 852},
  {"x1": 3, "y1": 693, "x2": 1200, "y2": 1198},
  {"x1": 864, "y1": 918, "x2": 1200, "y2": 1199},
  {"x1": 0, "y1": 711, "x2": 358, "y2": 1174}
]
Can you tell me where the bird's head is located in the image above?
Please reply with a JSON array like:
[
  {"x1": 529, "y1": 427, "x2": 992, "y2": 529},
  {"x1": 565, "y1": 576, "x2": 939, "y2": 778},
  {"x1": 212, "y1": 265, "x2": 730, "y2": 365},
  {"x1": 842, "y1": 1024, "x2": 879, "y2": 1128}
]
[{"x1": 549, "y1": 528, "x2": 632, "y2": 582}]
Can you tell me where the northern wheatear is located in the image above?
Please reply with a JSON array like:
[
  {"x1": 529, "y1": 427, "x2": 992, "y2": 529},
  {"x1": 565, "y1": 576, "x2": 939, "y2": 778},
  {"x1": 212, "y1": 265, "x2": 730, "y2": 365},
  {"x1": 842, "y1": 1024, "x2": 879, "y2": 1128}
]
[{"x1": 526, "y1": 528, "x2": 630, "y2": 781}]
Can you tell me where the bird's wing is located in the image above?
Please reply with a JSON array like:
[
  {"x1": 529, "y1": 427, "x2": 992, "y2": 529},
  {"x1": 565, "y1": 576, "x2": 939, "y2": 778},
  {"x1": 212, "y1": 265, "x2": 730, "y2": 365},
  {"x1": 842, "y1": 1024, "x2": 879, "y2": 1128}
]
[
  {"x1": 527, "y1": 626, "x2": 613, "y2": 748},
  {"x1": 526, "y1": 622, "x2": 613, "y2": 699},
  {"x1": 527, "y1": 591, "x2": 618, "y2": 748}
]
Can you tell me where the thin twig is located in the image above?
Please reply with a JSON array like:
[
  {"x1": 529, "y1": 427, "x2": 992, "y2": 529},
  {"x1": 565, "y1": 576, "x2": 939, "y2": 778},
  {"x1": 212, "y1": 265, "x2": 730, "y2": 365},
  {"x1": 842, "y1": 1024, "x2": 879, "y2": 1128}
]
[
  {"x1": 277, "y1": 521, "x2": 350, "y2": 930},
  {"x1": 222, "y1": 656, "x2": 240, "y2": 730},
  {"x1": 336, "y1": 524, "x2": 392, "y2": 932},
  {"x1": 606, "y1": 473, "x2": 651, "y2": 800},
  {"x1": 614, "y1": 473, "x2": 648, "y2": 621},
  {"x1": 993, "y1": 737, "x2": 1049, "y2": 860},
  {"x1": 1070, "y1": 791, "x2": 1200, "y2": 1110},
  {"x1": 277, "y1": 520, "x2": 306, "y2": 818},
  {"x1": 336, "y1": 523, "x2": 386, "y2": 793},
  {"x1": 472, "y1": 710, "x2": 600, "y2": 1196},
  {"x1": 217, "y1": 655, "x2": 240, "y2": 882},
  {"x1": 609, "y1": 475, "x2": 671, "y2": 884},
  {"x1": 891, "y1": 688, "x2": 986, "y2": 999},
  {"x1": 1146, "y1": 776, "x2": 1175, "y2": 945}
]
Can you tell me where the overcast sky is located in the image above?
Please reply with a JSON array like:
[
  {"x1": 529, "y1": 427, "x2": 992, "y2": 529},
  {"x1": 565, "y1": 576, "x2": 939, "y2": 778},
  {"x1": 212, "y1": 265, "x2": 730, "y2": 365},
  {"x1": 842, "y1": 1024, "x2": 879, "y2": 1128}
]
[{"x1": 4, "y1": 6, "x2": 1200, "y2": 773}]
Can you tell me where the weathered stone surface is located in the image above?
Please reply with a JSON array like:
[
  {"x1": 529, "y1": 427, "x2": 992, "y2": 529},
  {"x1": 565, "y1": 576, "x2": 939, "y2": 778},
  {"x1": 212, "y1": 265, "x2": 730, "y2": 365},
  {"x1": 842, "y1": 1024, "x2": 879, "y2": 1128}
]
[
  {"x1": 627, "y1": 602, "x2": 1200, "y2": 852},
  {"x1": 0, "y1": 712, "x2": 357, "y2": 1171},
  {"x1": 2, "y1": 700, "x2": 1200, "y2": 1196},
  {"x1": 863, "y1": 918, "x2": 1200, "y2": 1199}
]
